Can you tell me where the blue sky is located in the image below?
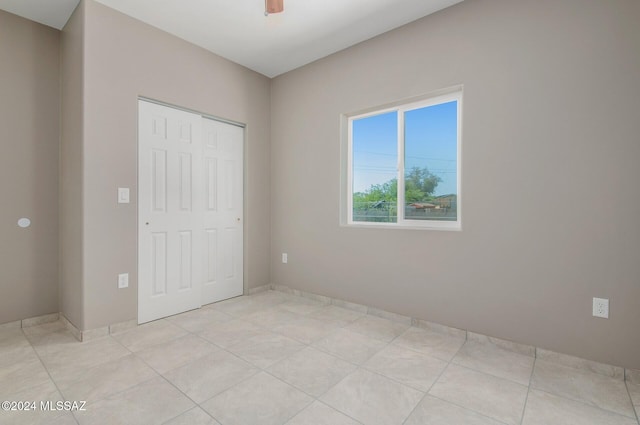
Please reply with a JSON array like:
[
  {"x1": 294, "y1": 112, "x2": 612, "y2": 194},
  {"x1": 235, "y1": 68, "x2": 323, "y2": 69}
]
[{"x1": 352, "y1": 100, "x2": 457, "y2": 196}]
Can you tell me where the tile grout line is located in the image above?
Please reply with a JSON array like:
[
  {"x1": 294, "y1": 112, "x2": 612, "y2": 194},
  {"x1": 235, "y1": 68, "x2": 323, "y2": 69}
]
[
  {"x1": 205, "y1": 323, "x2": 357, "y2": 425},
  {"x1": 313, "y1": 399, "x2": 366, "y2": 425},
  {"x1": 165, "y1": 305, "x2": 320, "y2": 422},
  {"x1": 248, "y1": 300, "x2": 399, "y2": 424},
  {"x1": 439, "y1": 361, "x2": 532, "y2": 388},
  {"x1": 519, "y1": 356, "x2": 538, "y2": 425},
  {"x1": 399, "y1": 357, "x2": 450, "y2": 425},
  {"x1": 21, "y1": 328, "x2": 81, "y2": 425},
  {"x1": 401, "y1": 337, "x2": 513, "y2": 425},
  {"x1": 425, "y1": 393, "x2": 513, "y2": 425},
  {"x1": 191, "y1": 337, "x2": 308, "y2": 424},
  {"x1": 400, "y1": 326, "x2": 466, "y2": 424},
  {"x1": 531, "y1": 386, "x2": 639, "y2": 421},
  {"x1": 158, "y1": 406, "x2": 213, "y2": 425},
  {"x1": 624, "y1": 381, "x2": 640, "y2": 424},
  {"x1": 325, "y1": 317, "x2": 404, "y2": 366},
  {"x1": 400, "y1": 392, "x2": 428, "y2": 425},
  {"x1": 357, "y1": 325, "x2": 450, "y2": 396},
  {"x1": 298, "y1": 364, "x2": 367, "y2": 424},
  {"x1": 155, "y1": 372, "x2": 219, "y2": 423},
  {"x1": 111, "y1": 331, "x2": 229, "y2": 424},
  {"x1": 80, "y1": 335, "x2": 164, "y2": 405},
  {"x1": 530, "y1": 357, "x2": 638, "y2": 419},
  {"x1": 259, "y1": 349, "x2": 367, "y2": 425}
]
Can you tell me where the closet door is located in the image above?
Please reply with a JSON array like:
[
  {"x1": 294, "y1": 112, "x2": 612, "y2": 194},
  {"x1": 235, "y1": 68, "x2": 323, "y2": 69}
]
[
  {"x1": 201, "y1": 117, "x2": 244, "y2": 305},
  {"x1": 138, "y1": 100, "x2": 203, "y2": 323}
]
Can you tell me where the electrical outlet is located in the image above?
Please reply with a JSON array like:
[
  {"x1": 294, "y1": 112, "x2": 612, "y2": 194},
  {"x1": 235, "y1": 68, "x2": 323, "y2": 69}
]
[
  {"x1": 118, "y1": 273, "x2": 129, "y2": 289},
  {"x1": 592, "y1": 297, "x2": 609, "y2": 318},
  {"x1": 282, "y1": 253, "x2": 288, "y2": 263}
]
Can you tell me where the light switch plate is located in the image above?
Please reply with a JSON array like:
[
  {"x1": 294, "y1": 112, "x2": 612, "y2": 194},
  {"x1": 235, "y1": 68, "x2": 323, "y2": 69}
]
[
  {"x1": 118, "y1": 188, "x2": 130, "y2": 204},
  {"x1": 118, "y1": 273, "x2": 129, "y2": 289}
]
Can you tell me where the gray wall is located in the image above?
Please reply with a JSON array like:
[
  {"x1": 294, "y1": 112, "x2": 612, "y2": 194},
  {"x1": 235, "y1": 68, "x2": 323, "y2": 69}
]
[
  {"x1": 2, "y1": 0, "x2": 638, "y2": 370},
  {"x1": 0, "y1": 10, "x2": 60, "y2": 324},
  {"x1": 80, "y1": 0, "x2": 272, "y2": 329},
  {"x1": 60, "y1": 1, "x2": 85, "y2": 329},
  {"x1": 270, "y1": 0, "x2": 640, "y2": 369}
]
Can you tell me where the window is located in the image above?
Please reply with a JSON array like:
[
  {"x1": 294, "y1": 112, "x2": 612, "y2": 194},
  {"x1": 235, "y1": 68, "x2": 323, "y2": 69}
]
[{"x1": 345, "y1": 88, "x2": 462, "y2": 230}]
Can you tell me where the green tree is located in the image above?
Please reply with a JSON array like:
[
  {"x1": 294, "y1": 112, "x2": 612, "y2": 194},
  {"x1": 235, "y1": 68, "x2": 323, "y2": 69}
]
[
  {"x1": 353, "y1": 166, "x2": 440, "y2": 205},
  {"x1": 404, "y1": 166, "x2": 442, "y2": 202},
  {"x1": 353, "y1": 178, "x2": 397, "y2": 205}
]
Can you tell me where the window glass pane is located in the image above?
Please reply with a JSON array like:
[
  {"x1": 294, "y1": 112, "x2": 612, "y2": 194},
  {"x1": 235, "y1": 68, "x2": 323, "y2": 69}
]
[
  {"x1": 352, "y1": 111, "x2": 398, "y2": 222},
  {"x1": 404, "y1": 100, "x2": 458, "y2": 221}
]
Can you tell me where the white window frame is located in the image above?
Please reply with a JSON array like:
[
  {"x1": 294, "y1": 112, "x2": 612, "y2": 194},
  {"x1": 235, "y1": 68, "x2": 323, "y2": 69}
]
[{"x1": 343, "y1": 87, "x2": 462, "y2": 230}]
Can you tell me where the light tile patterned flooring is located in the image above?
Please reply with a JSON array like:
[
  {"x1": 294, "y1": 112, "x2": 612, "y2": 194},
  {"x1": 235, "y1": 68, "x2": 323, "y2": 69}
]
[{"x1": 1, "y1": 290, "x2": 638, "y2": 425}]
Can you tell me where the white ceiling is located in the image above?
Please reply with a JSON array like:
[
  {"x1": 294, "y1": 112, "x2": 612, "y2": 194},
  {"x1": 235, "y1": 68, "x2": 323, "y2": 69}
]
[
  {"x1": 0, "y1": 0, "x2": 462, "y2": 77},
  {"x1": 0, "y1": 0, "x2": 80, "y2": 30}
]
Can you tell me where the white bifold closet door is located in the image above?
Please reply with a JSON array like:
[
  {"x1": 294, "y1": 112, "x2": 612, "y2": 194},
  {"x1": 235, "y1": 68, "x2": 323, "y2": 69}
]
[
  {"x1": 201, "y1": 117, "x2": 244, "y2": 305},
  {"x1": 138, "y1": 100, "x2": 243, "y2": 324}
]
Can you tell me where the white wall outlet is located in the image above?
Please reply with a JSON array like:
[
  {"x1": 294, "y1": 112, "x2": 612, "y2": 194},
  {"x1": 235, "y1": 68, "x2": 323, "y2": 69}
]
[
  {"x1": 592, "y1": 297, "x2": 609, "y2": 318},
  {"x1": 118, "y1": 188, "x2": 130, "y2": 204},
  {"x1": 118, "y1": 273, "x2": 129, "y2": 289},
  {"x1": 282, "y1": 253, "x2": 288, "y2": 263}
]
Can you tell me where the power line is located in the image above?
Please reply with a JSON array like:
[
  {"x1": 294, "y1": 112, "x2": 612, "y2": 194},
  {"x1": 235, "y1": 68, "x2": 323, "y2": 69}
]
[
  {"x1": 354, "y1": 150, "x2": 456, "y2": 162},
  {"x1": 354, "y1": 166, "x2": 456, "y2": 173}
]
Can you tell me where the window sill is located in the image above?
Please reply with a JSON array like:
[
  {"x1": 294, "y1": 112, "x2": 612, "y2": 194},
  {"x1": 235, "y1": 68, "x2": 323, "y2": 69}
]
[{"x1": 341, "y1": 222, "x2": 461, "y2": 231}]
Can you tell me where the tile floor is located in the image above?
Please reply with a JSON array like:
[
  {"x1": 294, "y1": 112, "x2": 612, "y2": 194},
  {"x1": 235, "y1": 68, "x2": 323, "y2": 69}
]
[{"x1": 0, "y1": 290, "x2": 638, "y2": 425}]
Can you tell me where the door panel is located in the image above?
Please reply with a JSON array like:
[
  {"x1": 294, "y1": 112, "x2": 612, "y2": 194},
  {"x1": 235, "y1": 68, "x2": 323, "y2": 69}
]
[
  {"x1": 205, "y1": 158, "x2": 217, "y2": 211},
  {"x1": 206, "y1": 229, "x2": 217, "y2": 283},
  {"x1": 178, "y1": 231, "x2": 192, "y2": 290},
  {"x1": 202, "y1": 118, "x2": 244, "y2": 304},
  {"x1": 138, "y1": 100, "x2": 203, "y2": 323},
  {"x1": 151, "y1": 232, "x2": 167, "y2": 296},
  {"x1": 178, "y1": 153, "x2": 192, "y2": 211}
]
